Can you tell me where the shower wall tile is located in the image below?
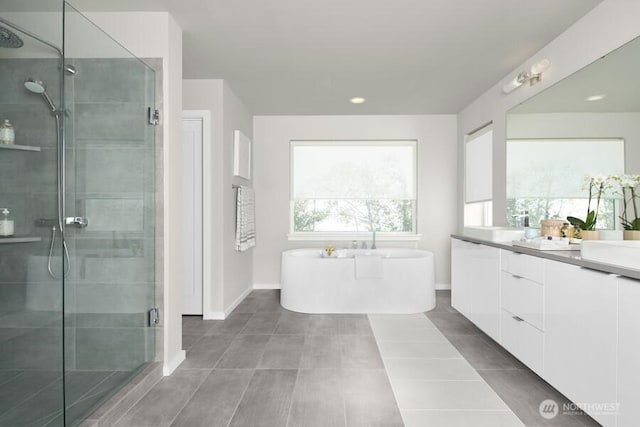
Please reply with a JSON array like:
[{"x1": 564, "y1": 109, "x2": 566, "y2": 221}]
[
  {"x1": 73, "y1": 237, "x2": 153, "y2": 257},
  {"x1": 0, "y1": 53, "x2": 160, "y2": 422},
  {"x1": 0, "y1": 103, "x2": 58, "y2": 148},
  {"x1": 75, "y1": 327, "x2": 148, "y2": 370},
  {"x1": 75, "y1": 283, "x2": 153, "y2": 314},
  {"x1": 82, "y1": 256, "x2": 147, "y2": 283},
  {"x1": 65, "y1": 326, "x2": 76, "y2": 369},
  {"x1": 85, "y1": 199, "x2": 144, "y2": 231},
  {"x1": 0, "y1": 246, "x2": 27, "y2": 285},
  {"x1": 0, "y1": 58, "x2": 62, "y2": 105},
  {"x1": 0, "y1": 310, "x2": 60, "y2": 328},
  {"x1": 73, "y1": 59, "x2": 147, "y2": 104},
  {"x1": 74, "y1": 103, "x2": 146, "y2": 141},
  {"x1": 0, "y1": 150, "x2": 27, "y2": 192},
  {"x1": 26, "y1": 147, "x2": 58, "y2": 193},
  {"x1": 75, "y1": 147, "x2": 145, "y2": 194},
  {"x1": 75, "y1": 312, "x2": 147, "y2": 328},
  {"x1": 0, "y1": 327, "x2": 62, "y2": 370},
  {"x1": 0, "y1": 283, "x2": 25, "y2": 313}
]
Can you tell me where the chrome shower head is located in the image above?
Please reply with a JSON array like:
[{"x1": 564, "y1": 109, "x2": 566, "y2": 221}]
[
  {"x1": 24, "y1": 79, "x2": 46, "y2": 94},
  {"x1": 0, "y1": 25, "x2": 23, "y2": 48},
  {"x1": 24, "y1": 78, "x2": 58, "y2": 113}
]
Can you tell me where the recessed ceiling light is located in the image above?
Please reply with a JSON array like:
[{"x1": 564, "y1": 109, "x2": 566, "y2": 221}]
[
  {"x1": 350, "y1": 97, "x2": 366, "y2": 104},
  {"x1": 586, "y1": 94, "x2": 606, "y2": 102}
]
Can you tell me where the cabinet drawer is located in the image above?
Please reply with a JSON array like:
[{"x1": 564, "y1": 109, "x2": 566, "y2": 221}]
[
  {"x1": 501, "y1": 309, "x2": 544, "y2": 375},
  {"x1": 501, "y1": 250, "x2": 544, "y2": 284},
  {"x1": 501, "y1": 271, "x2": 544, "y2": 331}
]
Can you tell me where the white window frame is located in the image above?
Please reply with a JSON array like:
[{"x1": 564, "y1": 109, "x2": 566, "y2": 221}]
[{"x1": 288, "y1": 140, "x2": 420, "y2": 241}]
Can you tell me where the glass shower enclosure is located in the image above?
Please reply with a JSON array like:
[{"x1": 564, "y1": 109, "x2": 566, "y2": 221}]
[{"x1": 0, "y1": 2, "x2": 157, "y2": 426}]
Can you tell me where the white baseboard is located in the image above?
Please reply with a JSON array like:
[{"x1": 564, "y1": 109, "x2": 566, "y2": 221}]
[
  {"x1": 225, "y1": 286, "x2": 253, "y2": 318},
  {"x1": 163, "y1": 349, "x2": 186, "y2": 376},
  {"x1": 436, "y1": 283, "x2": 451, "y2": 290},
  {"x1": 253, "y1": 283, "x2": 281, "y2": 290},
  {"x1": 203, "y1": 310, "x2": 225, "y2": 320},
  {"x1": 202, "y1": 286, "x2": 253, "y2": 320}
]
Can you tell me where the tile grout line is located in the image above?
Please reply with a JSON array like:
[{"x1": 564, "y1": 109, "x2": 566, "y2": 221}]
[
  {"x1": 283, "y1": 369, "x2": 301, "y2": 427},
  {"x1": 165, "y1": 368, "x2": 213, "y2": 426},
  {"x1": 224, "y1": 369, "x2": 255, "y2": 427},
  {"x1": 107, "y1": 365, "x2": 164, "y2": 426}
]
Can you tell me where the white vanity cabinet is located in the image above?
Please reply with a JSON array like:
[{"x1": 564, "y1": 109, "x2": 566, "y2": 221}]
[
  {"x1": 544, "y1": 261, "x2": 618, "y2": 427},
  {"x1": 618, "y1": 276, "x2": 640, "y2": 427},
  {"x1": 451, "y1": 238, "x2": 473, "y2": 318},
  {"x1": 451, "y1": 238, "x2": 501, "y2": 341},
  {"x1": 451, "y1": 236, "x2": 640, "y2": 426},
  {"x1": 500, "y1": 250, "x2": 544, "y2": 375}
]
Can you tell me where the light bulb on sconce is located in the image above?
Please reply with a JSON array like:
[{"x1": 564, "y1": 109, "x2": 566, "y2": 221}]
[{"x1": 502, "y1": 59, "x2": 551, "y2": 94}]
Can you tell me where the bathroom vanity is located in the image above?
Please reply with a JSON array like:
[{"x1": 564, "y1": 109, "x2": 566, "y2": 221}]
[{"x1": 451, "y1": 235, "x2": 640, "y2": 427}]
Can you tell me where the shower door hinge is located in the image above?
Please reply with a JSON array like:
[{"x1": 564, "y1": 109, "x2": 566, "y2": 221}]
[
  {"x1": 148, "y1": 308, "x2": 160, "y2": 327},
  {"x1": 148, "y1": 107, "x2": 160, "y2": 126}
]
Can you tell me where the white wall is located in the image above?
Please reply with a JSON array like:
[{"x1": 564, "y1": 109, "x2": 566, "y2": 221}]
[
  {"x1": 183, "y1": 79, "x2": 254, "y2": 317},
  {"x1": 457, "y1": 0, "x2": 640, "y2": 230},
  {"x1": 86, "y1": 12, "x2": 185, "y2": 375},
  {"x1": 222, "y1": 82, "x2": 254, "y2": 309},
  {"x1": 253, "y1": 115, "x2": 457, "y2": 287}
]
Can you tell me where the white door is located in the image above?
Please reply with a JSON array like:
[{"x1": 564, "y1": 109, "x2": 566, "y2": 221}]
[{"x1": 182, "y1": 117, "x2": 203, "y2": 314}]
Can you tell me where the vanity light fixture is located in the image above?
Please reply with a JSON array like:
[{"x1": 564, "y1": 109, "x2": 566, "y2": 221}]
[
  {"x1": 502, "y1": 59, "x2": 551, "y2": 94},
  {"x1": 350, "y1": 97, "x2": 366, "y2": 104},
  {"x1": 586, "y1": 94, "x2": 606, "y2": 102}
]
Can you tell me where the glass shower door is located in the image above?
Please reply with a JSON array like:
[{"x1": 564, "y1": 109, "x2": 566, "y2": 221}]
[
  {"x1": 61, "y1": 4, "x2": 156, "y2": 425},
  {"x1": 0, "y1": 6, "x2": 65, "y2": 427}
]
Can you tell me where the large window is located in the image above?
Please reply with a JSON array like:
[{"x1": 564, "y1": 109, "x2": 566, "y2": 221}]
[
  {"x1": 506, "y1": 138, "x2": 625, "y2": 228},
  {"x1": 290, "y1": 140, "x2": 417, "y2": 235}
]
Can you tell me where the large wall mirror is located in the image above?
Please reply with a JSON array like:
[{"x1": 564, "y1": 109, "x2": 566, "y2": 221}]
[{"x1": 506, "y1": 36, "x2": 640, "y2": 229}]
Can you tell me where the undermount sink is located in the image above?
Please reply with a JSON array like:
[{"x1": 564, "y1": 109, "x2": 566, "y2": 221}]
[
  {"x1": 581, "y1": 240, "x2": 640, "y2": 270},
  {"x1": 462, "y1": 226, "x2": 525, "y2": 242}
]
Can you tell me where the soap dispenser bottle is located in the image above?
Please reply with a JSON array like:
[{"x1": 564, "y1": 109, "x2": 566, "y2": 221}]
[
  {"x1": 0, "y1": 208, "x2": 14, "y2": 237},
  {"x1": 0, "y1": 120, "x2": 15, "y2": 145}
]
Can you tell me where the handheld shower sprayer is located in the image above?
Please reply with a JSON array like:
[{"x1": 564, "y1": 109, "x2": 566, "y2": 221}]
[{"x1": 24, "y1": 79, "x2": 60, "y2": 115}]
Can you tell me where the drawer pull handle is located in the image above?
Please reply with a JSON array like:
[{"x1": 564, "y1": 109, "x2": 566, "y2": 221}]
[
  {"x1": 512, "y1": 316, "x2": 524, "y2": 322},
  {"x1": 512, "y1": 274, "x2": 523, "y2": 279}
]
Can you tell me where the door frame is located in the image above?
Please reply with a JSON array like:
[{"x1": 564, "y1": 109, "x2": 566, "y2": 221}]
[{"x1": 182, "y1": 110, "x2": 211, "y2": 316}]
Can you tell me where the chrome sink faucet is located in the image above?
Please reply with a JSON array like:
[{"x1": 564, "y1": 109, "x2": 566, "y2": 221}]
[{"x1": 372, "y1": 230, "x2": 377, "y2": 249}]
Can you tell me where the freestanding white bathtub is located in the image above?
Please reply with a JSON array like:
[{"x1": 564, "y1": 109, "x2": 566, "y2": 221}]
[{"x1": 281, "y1": 248, "x2": 435, "y2": 314}]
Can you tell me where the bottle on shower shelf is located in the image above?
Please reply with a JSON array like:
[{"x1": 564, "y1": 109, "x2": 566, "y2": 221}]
[
  {"x1": 0, "y1": 119, "x2": 15, "y2": 145},
  {"x1": 0, "y1": 208, "x2": 15, "y2": 237}
]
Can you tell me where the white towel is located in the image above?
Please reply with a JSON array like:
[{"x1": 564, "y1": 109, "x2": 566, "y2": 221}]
[
  {"x1": 235, "y1": 186, "x2": 256, "y2": 252},
  {"x1": 354, "y1": 255, "x2": 383, "y2": 279}
]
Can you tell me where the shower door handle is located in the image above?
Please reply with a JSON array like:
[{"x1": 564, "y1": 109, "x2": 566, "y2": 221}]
[{"x1": 65, "y1": 217, "x2": 89, "y2": 228}]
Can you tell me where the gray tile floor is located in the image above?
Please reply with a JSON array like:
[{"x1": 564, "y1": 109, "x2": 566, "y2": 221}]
[{"x1": 111, "y1": 290, "x2": 602, "y2": 427}]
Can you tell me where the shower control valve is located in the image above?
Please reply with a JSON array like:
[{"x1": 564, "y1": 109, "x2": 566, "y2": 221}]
[{"x1": 65, "y1": 216, "x2": 88, "y2": 228}]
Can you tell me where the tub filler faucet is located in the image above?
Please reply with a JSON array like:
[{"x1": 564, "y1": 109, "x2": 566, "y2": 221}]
[{"x1": 371, "y1": 230, "x2": 377, "y2": 250}]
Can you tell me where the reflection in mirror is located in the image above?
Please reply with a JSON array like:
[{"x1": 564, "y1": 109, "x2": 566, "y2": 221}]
[{"x1": 506, "y1": 35, "x2": 640, "y2": 229}]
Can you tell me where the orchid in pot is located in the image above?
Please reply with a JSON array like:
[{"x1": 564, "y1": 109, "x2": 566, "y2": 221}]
[
  {"x1": 566, "y1": 174, "x2": 612, "y2": 239},
  {"x1": 612, "y1": 174, "x2": 640, "y2": 238}
]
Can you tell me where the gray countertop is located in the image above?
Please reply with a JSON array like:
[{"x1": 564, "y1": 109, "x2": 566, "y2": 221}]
[{"x1": 451, "y1": 234, "x2": 640, "y2": 281}]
